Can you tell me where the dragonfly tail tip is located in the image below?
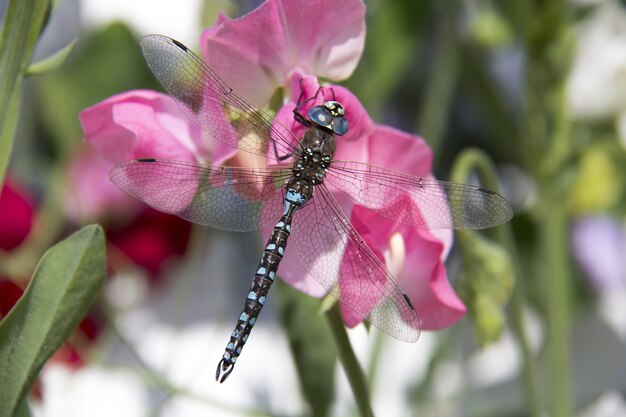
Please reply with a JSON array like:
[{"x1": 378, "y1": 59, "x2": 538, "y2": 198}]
[{"x1": 216, "y1": 359, "x2": 235, "y2": 383}]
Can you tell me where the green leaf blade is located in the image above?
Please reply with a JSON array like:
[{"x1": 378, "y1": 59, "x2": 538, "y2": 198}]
[
  {"x1": 26, "y1": 38, "x2": 78, "y2": 75},
  {"x1": 0, "y1": 225, "x2": 106, "y2": 417}
]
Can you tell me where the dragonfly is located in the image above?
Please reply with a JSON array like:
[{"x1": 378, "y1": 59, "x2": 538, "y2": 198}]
[{"x1": 109, "y1": 35, "x2": 513, "y2": 383}]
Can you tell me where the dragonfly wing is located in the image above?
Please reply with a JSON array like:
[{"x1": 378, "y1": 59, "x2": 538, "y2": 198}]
[
  {"x1": 110, "y1": 159, "x2": 289, "y2": 232},
  {"x1": 140, "y1": 34, "x2": 299, "y2": 161},
  {"x1": 326, "y1": 160, "x2": 513, "y2": 230},
  {"x1": 290, "y1": 184, "x2": 421, "y2": 342}
]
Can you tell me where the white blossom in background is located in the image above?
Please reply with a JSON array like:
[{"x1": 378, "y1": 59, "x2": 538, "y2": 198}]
[
  {"x1": 80, "y1": 0, "x2": 202, "y2": 46},
  {"x1": 33, "y1": 365, "x2": 150, "y2": 417},
  {"x1": 567, "y1": 1, "x2": 626, "y2": 146}
]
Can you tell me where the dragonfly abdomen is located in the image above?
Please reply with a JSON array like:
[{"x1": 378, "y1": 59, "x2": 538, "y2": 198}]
[{"x1": 216, "y1": 189, "x2": 306, "y2": 383}]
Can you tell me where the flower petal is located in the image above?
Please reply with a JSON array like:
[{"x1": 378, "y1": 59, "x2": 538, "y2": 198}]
[
  {"x1": 341, "y1": 203, "x2": 462, "y2": 331},
  {"x1": 366, "y1": 125, "x2": 433, "y2": 176},
  {"x1": 80, "y1": 90, "x2": 208, "y2": 164},
  {"x1": 0, "y1": 278, "x2": 23, "y2": 318},
  {"x1": 265, "y1": 225, "x2": 328, "y2": 297},
  {"x1": 108, "y1": 209, "x2": 191, "y2": 279},
  {"x1": 201, "y1": 0, "x2": 365, "y2": 106},
  {"x1": 400, "y1": 228, "x2": 465, "y2": 330},
  {"x1": 64, "y1": 145, "x2": 141, "y2": 223},
  {"x1": 274, "y1": 74, "x2": 374, "y2": 152},
  {"x1": 572, "y1": 215, "x2": 626, "y2": 291},
  {"x1": 0, "y1": 177, "x2": 34, "y2": 252}
]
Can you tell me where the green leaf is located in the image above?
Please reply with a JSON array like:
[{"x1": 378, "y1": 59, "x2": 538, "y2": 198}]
[
  {"x1": 26, "y1": 38, "x2": 78, "y2": 75},
  {"x1": 14, "y1": 397, "x2": 31, "y2": 417},
  {"x1": 275, "y1": 280, "x2": 336, "y2": 417},
  {"x1": 0, "y1": 225, "x2": 106, "y2": 417},
  {"x1": 0, "y1": 0, "x2": 51, "y2": 184}
]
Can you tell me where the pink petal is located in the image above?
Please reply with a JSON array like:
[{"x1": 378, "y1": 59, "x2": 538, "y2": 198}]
[
  {"x1": 64, "y1": 145, "x2": 141, "y2": 223},
  {"x1": 201, "y1": 0, "x2": 365, "y2": 106},
  {"x1": 400, "y1": 229, "x2": 465, "y2": 330},
  {"x1": 80, "y1": 90, "x2": 215, "y2": 218},
  {"x1": 340, "y1": 204, "x2": 463, "y2": 331},
  {"x1": 274, "y1": 74, "x2": 374, "y2": 153},
  {"x1": 79, "y1": 90, "x2": 208, "y2": 164},
  {"x1": 278, "y1": 0, "x2": 365, "y2": 79},
  {"x1": 367, "y1": 125, "x2": 433, "y2": 176}
]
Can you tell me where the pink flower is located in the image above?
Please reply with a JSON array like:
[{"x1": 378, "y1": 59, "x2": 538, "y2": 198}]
[
  {"x1": 63, "y1": 145, "x2": 141, "y2": 223},
  {"x1": 201, "y1": 0, "x2": 366, "y2": 106},
  {"x1": 79, "y1": 0, "x2": 465, "y2": 332},
  {"x1": 79, "y1": 90, "x2": 211, "y2": 216},
  {"x1": 80, "y1": 90, "x2": 209, "y2": 164},
  {"x1": 269, "y1": 77, "x2": 463, "y2": 329},
  {"x1": 77, "y1": 91, "x2": 195, "y2": 280}
]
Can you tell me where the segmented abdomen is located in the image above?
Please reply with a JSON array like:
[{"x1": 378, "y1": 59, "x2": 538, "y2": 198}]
[{"x1": 215, "y1": 213, "x2": 292, "y2": 382}]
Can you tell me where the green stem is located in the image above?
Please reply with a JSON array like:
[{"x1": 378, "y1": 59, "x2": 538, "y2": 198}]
[
  {"x1": 0, "y1": 0, "x2": 51, "y2": 184},
  {"x1": 541, "y1": 194, "x2": 570, "y2": 417},
  {"x1": 417, "y1": 1, "x2": 459, "y2": 160},
  {"x1": 325, "y1": 304, "x2": 375, "y2": 417},
  {"x1": 366, "y1": 330, "x2": 384, "y2": 389},
  {"x1": 450, "y1": 148, "x2": 541, "y2": 417},
  {"x1": 521, "y1": 2, "x2": 572, "y2": 415}
]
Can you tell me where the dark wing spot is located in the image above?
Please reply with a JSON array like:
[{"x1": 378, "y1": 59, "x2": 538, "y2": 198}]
[
  {"x1": 136, "y1": 158, "x2": 156, "y2": 162},
  {"x1": 477, "y1": 187, "x2": 497, "y2": 195},
  {"x1": 402, "y1": 293, "x2": 415, "y2": 310},
  {"x1": 171, "y1": 38, "x2": 188, "y2": 51}
]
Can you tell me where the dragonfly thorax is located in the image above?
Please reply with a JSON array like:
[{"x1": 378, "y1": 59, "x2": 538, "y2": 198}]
[{"x1": 292, "y1": 127, "x2": 336, "y2": 185}]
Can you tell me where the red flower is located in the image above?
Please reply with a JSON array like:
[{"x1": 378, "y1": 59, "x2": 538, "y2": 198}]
[
  {"x1": 0, "y1": 177, "x2": 34, "y2": 251},
  {"x1": 107, "y1": 208, "x2": 191, "y2": 280}
]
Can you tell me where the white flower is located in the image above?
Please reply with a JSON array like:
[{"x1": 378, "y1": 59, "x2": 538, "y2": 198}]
[{"x1": 567, "y1": 1, "x2": 626, "y2": 126}]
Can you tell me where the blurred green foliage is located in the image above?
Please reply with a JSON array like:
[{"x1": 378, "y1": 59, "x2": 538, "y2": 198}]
[
  {"x1": 275, "y1": 280, "x2": 336, "y2": 417},
  {"x1": 34, "y1": 23, "x2": 160, "y2": 153},
  {"x1": 458, "y1": 232, "x2": 515, "y2": 346}
]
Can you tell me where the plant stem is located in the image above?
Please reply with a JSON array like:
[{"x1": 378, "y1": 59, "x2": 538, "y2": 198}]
[
  {"x1": 541, "y1": 189, "x2": 570, "y2": 417},
  {"x1": 521, "y1": 1, "x2": 573, "y2": 414},
  {"x1": 451, "y1": 148, "x2": 541, "y2": 417},
  {"x1": 325, "y1": 304, "x2": 375, "y2": 417},
  {"x1": 0, "y1": 0, "x2": 51, "y2": 185},
  {"x1": 417, "y1": 0, "x2": 459, "y2": 161}
]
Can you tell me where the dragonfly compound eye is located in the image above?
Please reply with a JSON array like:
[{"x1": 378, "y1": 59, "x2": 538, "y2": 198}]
[
  {"x1": 307, "y1": 106, "x2": 333, "y2": 130},
  {"x1": 307, "y1": 101, "x2": 349, "y2": 136}
]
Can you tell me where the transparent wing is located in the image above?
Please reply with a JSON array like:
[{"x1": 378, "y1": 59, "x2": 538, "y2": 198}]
[
  {"x1": 110, "y1": 159, "x2": 290, "y2": 232},
  {"x1": 326, "y1": 160, "x2": 513, "y2": 230},
  {"x1": 291, "y1": 184, "x2": 421, "y2": 342},
  {"x1": 140, "y1": 34, "x2": 299, "y2": 161}
]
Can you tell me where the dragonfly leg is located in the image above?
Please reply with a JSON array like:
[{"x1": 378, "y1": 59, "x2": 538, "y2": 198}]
[
  {"x1": 272, "y1": 141, "x2": 293, "y2": 161},
  {"x1": 293, "y1": 79, "x2": 325, "y2": 127}
]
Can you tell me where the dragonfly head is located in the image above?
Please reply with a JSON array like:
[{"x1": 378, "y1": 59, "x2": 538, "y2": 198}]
[{"x1": 307, "y1": 101, "x2": 349, "y2": 136}]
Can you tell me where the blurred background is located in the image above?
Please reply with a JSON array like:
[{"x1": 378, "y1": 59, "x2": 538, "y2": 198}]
[{"x1": 1, "y1": 0, "x2": 626, "y2": 416}]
